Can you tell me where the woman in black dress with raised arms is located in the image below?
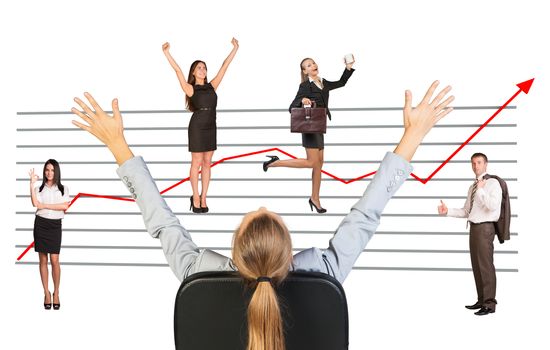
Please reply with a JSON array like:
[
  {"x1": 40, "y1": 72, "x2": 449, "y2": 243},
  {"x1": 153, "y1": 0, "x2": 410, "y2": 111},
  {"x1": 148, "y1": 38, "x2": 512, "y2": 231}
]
[{"x1": 162, "y1": 38, "x2": 239, "y2": 213}]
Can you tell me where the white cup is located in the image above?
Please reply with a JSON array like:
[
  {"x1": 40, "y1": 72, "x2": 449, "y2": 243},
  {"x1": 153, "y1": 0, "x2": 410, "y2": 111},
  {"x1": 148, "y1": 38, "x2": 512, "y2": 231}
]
[{"x1": 344, "y1": 53, "x2": 355, "y2": 65}]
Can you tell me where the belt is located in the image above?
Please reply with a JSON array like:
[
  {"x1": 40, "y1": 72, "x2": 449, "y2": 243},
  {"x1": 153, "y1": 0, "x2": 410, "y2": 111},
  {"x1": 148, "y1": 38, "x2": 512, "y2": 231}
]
[
  {"x1": 198, "y1": 107, "x2": 213, "y2": 111},
  {"x1": 469, "y1": 221, "x2": 496, "y2": 225}
]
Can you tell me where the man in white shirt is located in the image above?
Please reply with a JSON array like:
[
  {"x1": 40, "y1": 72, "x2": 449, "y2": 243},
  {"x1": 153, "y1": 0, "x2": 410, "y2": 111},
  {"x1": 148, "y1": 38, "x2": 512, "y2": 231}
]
[{"x1": 438, "y1": 153, "x2": 502, "y2": 316}]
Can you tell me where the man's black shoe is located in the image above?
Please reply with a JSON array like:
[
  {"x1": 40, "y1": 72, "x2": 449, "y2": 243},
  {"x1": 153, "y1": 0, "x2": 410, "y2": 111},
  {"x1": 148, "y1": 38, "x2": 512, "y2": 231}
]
[
  {"x1": 474, "y1": 306, "x2": 495, "y2": 316},
  {"x1": 465, "y1": 302, "x2": 483, "y2": 310}
]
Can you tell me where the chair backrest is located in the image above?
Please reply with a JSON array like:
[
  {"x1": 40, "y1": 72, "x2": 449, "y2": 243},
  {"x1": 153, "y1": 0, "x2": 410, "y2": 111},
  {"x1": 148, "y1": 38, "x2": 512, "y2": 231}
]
[{"x1": 174, "y1": 271, "x2": 349, "y2": 350}]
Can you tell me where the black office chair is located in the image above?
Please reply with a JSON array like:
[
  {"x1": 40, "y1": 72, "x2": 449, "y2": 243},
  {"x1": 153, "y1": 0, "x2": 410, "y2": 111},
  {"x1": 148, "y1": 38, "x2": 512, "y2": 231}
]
[{"x1": 174, "y1": 271, "x2": 349, "y2": 350}]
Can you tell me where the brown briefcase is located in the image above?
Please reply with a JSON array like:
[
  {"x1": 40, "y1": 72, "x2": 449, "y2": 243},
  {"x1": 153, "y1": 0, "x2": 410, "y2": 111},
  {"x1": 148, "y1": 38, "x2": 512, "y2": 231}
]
[{"x1": 290, "y1": 101, "x2": 327, "y2": 133}]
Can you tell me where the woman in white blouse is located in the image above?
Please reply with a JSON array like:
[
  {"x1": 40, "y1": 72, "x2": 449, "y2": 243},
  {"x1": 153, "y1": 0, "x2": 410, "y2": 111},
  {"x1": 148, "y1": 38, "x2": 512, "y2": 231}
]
[{"x1": 29, "y1": 159, "x2": 70, "y2": 310}]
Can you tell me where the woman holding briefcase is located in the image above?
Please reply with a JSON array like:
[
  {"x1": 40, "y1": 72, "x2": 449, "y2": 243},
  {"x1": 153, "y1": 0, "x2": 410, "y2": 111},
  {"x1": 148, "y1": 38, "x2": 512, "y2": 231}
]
[{"x1": 263, "y1": 57, "x2": 355, "y2": 213}]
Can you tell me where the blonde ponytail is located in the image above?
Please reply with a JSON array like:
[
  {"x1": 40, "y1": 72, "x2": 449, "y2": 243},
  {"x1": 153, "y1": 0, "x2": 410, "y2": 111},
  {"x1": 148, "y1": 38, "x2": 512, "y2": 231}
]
[
  {"x1": 232, "y1": 208, "x2": 293, "y2": 350},
  {"x1": 247, "y1": 281, "x2": 285, "y2": 350}
]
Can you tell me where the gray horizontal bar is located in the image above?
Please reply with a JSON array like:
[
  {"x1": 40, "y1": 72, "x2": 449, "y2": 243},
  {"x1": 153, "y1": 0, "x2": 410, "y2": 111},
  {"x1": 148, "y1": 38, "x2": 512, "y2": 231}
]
[
  {"x1": 14, "y1": 194, "x2": 519, "y2": 200},
  {"x1": 14, "y1": 177, "x2": 518, "y2": 182},
  {"x1": 16, "y1": 142, "x2": 518, "y2": 148},
  {"x1": 13, "y1": 244, "x2": 518, "y2": 254},
  {"x1": 17, "y1": 123, "x2": 517, "y2": 132},
  {"x1": 13, "y1": 261, "x2": 518, "y2": 272},
  {"x1": 16, "y1": 105, "x2": 516, "y2": 115},
  {"x1": 15, "y1": 261, "x2": 168, "y2": 267},
  {"x1": 14, "y1": 211, "x2": 519, "y2": 218},
  {"x1": 352, "y1": 267, "x2": 518, "y2": 272},
  {"x1": 14, "y1": 244, "x2": 162, "y2": 250},
  {"x1": 13, "y1": 228, "x2": 519, "y2": 236},
  {"x1": 15, "y1": 160, "x2": 519, "y2": 165}
]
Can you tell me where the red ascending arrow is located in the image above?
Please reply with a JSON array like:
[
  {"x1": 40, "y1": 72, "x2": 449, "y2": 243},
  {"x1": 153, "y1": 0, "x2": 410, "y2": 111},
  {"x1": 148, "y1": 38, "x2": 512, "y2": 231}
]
[
  {"x1": 16, "y1": 79, "x2": 534, "y2": 261},
  {"x1": 517, "y1": 78, "x2": 534, "y2": 94},
  {"x1": 416, "y1": 78, "x2": 534, "y2": 184}
]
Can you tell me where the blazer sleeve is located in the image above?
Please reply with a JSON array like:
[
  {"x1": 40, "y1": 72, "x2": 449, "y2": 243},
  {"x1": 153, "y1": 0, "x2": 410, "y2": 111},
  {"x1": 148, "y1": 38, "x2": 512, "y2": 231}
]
[
  {"x1": 288, "y1": 82, "x2": 310, "y2": 112},
  {"x1": 324, "y1": 68, "x2": 355, "y2": 91},
  {"x1": 116, "y1": 156, "x2": 234, "y2": 282},
  {"x1": 292, "y1": 152, "x2": 413, "y2": 283}
]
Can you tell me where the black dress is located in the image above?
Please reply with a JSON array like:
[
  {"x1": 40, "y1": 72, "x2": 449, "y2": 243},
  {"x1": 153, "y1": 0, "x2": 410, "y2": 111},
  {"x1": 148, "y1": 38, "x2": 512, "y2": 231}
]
[
  {"x1": 289, "y1": 68, "x2": 355, "y2": 150},
  {"x1": 188, "y1": 83, "x2": 218, "y2": 152}
]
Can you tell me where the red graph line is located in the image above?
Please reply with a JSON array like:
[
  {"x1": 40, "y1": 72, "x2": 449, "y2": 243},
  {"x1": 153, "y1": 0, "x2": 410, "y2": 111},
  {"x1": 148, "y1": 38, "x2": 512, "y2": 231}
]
[
  {"x1": 415, "y1": 78, "x2": 534, "y2": 184},
  {"x1": 16, "y1": 79, "x2": 534, "y2": 261},
  {"x1": 16, "y1": 242, "x2": 34, "y2": 261},
  {"x1": 160, "y1": 147, "x2": 282, "y2": 194}
]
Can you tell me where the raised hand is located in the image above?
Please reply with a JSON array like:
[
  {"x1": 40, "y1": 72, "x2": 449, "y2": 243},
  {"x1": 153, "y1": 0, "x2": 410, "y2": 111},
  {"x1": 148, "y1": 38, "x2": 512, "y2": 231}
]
[
  {"x1": 162, "y1": 42, "x2": 170, "y2": 52},
  {"x1": 211, "y1": 37, "x2": 239, "y2": 90},
  {"x1": 438, "y1": 200, "x2": 448, "y2": 215},
  {"x1": 231, "y1": 37, "x2": 239, "y2": 49},
  {"x1": 344, "y1": 54, "x2": 355, "y2": 70},
  {"x1": 71, "y1": 93, "x2": 134, "y2": 165},
  {"x1": 403, "y1": 80, "x2": 454, "y2": 138},
  {"x1": 29, "y1": 168, "x2": 39, "y2": 185},
  {"x1": 393, "y1": 81, "x2": 454, "y2": 161}
]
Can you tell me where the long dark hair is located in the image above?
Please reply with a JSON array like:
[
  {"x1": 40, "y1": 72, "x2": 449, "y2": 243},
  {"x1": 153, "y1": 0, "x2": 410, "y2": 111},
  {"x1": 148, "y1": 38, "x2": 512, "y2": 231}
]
[
  {"x1": 39, "y1": 159, "x2": 65, "y2": 196},
  {"x1": 185, "y1": 60, "x2": 208, "y2": 112}
]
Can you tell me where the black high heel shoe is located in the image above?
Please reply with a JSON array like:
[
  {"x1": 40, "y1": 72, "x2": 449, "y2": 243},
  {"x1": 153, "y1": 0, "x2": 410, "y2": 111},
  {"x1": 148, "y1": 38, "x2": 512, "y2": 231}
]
[
  {"x1": 189, "y1": 196, "x2": 202, "y2": 214},
  {"x1": 200, "y1": 195, "x2": 209, "y2": 213},
  {"x1": 44, "y1": 292, "x2": 52, "y2": 310},
  {"x1": 52, "y1": 292, "x2": 60, "y2": 310},
  {"x1": 263, "y1": 155, "x2": 279, "y2": 172},
  {"x1": 308, "y1": 198, "x2": 327, "y2": 213}
]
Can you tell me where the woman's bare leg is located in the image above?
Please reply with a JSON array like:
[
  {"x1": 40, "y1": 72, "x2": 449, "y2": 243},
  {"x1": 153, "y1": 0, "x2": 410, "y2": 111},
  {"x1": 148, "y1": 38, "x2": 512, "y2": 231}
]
[
  {"x1": 200, "y1": 151, "x2": 214, "y2": 207},
  {"x1": 39, "y1": 252, "x2": 51, "y2": 303},
  {"x1": 50, "y1": 253, "x2": 60, "y2": 304},
  {"x1": 268, "y1": 148, "x2": 319, "y2": 169},
  {"x1": 190, "y1": 152, "x2": 203, "y2": 207},
  {"x1": 311, "y1": 149, "x2": 324, "y2": 207}
]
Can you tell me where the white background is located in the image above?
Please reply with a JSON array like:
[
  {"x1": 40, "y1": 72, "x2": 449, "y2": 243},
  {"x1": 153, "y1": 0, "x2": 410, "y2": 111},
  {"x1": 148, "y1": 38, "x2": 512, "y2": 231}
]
[{"x1": 1, "y1": 0, "x2": 549, "y2": 349}]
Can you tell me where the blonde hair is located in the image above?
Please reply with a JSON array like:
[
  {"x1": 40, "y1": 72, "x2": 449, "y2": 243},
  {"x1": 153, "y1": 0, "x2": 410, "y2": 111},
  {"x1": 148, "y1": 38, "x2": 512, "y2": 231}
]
[
  {"x1": 300, "y1": 57, "x2": 313, "y2": 83},
  {"x1": 232, "y1": 208, "x2": 293, "y2": 350}
]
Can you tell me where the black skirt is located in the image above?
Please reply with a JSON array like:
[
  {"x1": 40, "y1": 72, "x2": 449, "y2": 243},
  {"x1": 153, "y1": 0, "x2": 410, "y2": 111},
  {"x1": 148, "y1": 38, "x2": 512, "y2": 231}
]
[
  {"x1": 33, "y1": 215, "x2": 62, "y2": 254},
  {"x1": 188, "y1": 109, "x2": 217, "y2": 152},
  {"x1": 302, "y1": 133, "x2": 324, "y2": 150}
]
